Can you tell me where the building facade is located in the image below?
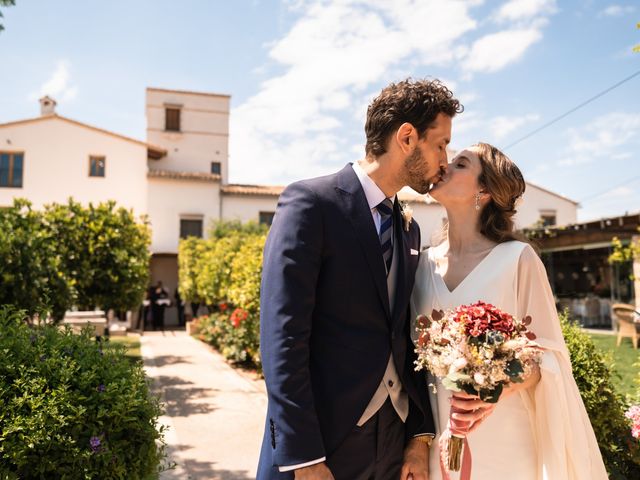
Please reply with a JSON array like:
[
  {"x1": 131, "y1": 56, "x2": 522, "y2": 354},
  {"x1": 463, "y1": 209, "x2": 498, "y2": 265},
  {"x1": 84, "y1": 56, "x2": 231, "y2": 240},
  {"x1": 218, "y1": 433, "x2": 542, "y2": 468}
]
[{"x1": 0, "y1": 88, "x2": 579, "y2": 324}]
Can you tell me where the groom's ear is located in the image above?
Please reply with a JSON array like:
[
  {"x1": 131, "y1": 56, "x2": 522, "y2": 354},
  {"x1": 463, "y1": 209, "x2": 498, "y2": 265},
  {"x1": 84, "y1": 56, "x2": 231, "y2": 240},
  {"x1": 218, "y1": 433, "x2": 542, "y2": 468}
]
[{"x1": 395, "y1": 122, "x2": 418, "y2": 154}]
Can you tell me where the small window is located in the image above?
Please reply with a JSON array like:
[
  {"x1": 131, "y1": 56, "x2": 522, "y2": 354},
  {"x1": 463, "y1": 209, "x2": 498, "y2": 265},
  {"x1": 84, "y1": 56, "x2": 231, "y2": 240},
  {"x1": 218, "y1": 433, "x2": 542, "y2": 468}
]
[
  {"x1": 259, "y1": 211, "x2": 275, "y2": 226},
  {"x1": 0, "y1": 152, "x2": 24, "y2": 188},
  {"x1": 540, "y1": 211, "x2": 556, "y2": 227},
  {"x1": 165, "y1": 107, "x2": 181, "y2": 132},
  {"x1": 211, "y1": 162, "x2": 222, "y2": 175},
  {"x1": 180, "y1": 218, "x2": 203, "y2": 239},
  {"x1": 89, "y1": 156, "x2": 106, "y2": 177}
]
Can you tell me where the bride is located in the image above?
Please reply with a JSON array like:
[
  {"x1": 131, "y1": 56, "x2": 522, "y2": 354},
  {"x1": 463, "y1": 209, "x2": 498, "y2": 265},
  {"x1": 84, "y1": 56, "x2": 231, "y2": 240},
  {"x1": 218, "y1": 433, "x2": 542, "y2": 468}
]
[{"x1": 410, "y1": 143, "x2": 608, "y2": 479}]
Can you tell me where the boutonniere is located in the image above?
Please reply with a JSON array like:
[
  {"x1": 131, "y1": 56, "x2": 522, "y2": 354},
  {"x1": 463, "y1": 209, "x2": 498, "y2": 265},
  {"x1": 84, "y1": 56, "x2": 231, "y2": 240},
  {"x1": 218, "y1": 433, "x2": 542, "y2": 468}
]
[{"x1": 400, "y1": 201, "x2": 413, "y2": 232}]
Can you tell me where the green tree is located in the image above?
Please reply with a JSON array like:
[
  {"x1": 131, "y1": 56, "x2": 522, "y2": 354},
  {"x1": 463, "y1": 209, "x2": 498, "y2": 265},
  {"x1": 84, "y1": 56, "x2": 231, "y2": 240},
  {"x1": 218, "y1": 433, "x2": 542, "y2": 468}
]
[
  {"x1": 208, "y1": 219, "x2": 268, "y2": 239},
  {"x1": 196, "y1": 235, "x2": 244, "y2": 307},
  {"x1": 228, "y1": 234, "x2": 266, "y2": 315},
  {"x1": 0, "y1": 198, "x2": 150, "y2": 320},
  {"x1": 178, "y1": 236, "x2": 206, "y2": 304},
  {"x1": 0, "y1": 0, "x2": 15, "y2": 33},
  {"x1": 0, "y1": 199, "x2": 72, "y2": 320},
  {"x1": 65, "y1": 201, "x2": 150, "y2": 312}
]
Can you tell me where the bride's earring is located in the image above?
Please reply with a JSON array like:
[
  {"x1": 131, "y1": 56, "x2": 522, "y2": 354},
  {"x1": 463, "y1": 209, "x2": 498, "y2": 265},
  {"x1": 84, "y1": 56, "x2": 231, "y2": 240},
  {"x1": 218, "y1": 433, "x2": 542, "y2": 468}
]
[{"x1": 475, "y1": 193, "x2": 481, "y2": 211}]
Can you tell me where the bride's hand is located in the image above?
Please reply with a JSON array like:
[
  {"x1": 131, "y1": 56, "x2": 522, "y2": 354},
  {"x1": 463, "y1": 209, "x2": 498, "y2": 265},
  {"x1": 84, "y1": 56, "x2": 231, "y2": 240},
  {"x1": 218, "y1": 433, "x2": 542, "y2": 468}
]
[{"x1": 449, "y1": 391, "x2": 496, "y2": 435}]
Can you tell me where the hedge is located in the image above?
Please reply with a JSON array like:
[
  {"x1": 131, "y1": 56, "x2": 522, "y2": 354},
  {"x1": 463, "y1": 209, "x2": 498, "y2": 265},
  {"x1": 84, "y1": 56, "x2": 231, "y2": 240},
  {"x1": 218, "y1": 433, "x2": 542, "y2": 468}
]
[
  {"x1": 179, "y1": 221, "x2": 265, "y2": 368},
  {"x1": 560, "y1": 313, "x2": 640, "y2": 478},
  {"x1": 0, "y1": 306, "x2": 167, "y2": 479}
]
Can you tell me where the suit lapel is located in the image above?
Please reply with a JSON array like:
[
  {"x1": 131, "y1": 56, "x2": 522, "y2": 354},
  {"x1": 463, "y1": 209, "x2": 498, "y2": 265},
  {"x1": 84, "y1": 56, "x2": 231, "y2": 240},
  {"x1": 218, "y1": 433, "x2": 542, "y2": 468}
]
[{"x1": 336, "y1": 165, "x2": 391, "y2": 319}]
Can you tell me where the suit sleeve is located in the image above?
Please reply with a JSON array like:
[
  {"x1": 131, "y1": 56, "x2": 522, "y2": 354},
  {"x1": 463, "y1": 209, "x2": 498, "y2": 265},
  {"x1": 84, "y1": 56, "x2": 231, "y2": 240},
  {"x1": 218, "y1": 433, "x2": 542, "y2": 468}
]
[
  {"x1": 404, "y1": 220, "x2": 436, "y2": 440},
  {"x1": 260, "y1": 181, "x2": 326, "y2": 467}
]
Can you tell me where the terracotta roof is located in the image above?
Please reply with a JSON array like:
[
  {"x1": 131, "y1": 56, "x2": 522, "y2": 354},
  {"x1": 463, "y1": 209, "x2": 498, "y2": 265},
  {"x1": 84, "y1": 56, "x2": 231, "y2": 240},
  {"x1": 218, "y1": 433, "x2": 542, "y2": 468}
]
[
  {"x1": 146, "y1": 87, "x2": 231, "y2": 98},
  {"x1": 0, "y1": 114, "x2": 167, "y2": 159},
  {"x1": 147, "y1": 169, "x2": 221, "y2": 182},
  {"x1": 222, "y1": 184, "x2": 285, "y2": 196}
]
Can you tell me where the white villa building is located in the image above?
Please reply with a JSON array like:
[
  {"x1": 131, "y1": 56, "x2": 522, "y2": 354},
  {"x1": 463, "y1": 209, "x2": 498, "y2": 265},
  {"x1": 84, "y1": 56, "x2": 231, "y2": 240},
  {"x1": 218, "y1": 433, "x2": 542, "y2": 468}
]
[{"x1": 0, "y1": 88, "x2": 578, "y2": 324}]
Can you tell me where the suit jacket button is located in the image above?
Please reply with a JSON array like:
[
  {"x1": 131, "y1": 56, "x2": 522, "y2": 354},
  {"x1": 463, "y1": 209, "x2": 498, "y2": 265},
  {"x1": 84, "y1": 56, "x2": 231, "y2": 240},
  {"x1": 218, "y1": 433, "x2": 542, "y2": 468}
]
[{"x1": 388, "y1": 380, "x2": 394, "y2": 388}]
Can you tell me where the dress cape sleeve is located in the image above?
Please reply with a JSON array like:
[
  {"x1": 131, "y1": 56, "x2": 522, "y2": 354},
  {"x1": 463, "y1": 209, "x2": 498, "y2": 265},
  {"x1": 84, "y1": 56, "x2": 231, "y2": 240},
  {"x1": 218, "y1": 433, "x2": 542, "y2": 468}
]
[{"x1": 516, "y1": 245, "x2": 608, "y2": 480}]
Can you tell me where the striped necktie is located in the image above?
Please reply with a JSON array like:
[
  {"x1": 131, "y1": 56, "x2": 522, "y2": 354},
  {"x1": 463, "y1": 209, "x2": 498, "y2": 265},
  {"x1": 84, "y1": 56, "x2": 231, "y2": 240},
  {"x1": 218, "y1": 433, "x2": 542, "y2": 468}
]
[{"x1": 377, "y1": 198, "x2": 394, "y2": 275}]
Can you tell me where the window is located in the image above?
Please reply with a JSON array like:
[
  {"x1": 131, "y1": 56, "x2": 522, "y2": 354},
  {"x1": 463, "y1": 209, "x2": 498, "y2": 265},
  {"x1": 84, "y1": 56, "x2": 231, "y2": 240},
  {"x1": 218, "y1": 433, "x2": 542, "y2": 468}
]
[
  {"x1": 540, "y1": 211, "x2": 557, "y2": 227},
  {"x1": 259, "y1": 211, "x2": 275, "y2": 226},
  {"x1": 180, "y1": 218, "x2": 203, "y2": 238},
  {"x1": 0, "y1": 152, "x2": 24, "y2": 188},
  {"x1": 89, "y1": 156, "x2": 106, "y2": 177},
  {"x1": 211, "y1": 162, "x2": 222, "y2": 175},
  {"x1": 165, "y1": 107, "x2": 181, "y2": 132}
]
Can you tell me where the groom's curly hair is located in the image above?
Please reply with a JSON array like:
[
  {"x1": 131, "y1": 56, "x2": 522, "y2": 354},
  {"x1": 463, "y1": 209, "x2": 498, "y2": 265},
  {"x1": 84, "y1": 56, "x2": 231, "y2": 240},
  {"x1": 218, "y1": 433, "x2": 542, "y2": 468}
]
[{"x1": 365, "y1": 78, "x2": 463, "y2": 157}]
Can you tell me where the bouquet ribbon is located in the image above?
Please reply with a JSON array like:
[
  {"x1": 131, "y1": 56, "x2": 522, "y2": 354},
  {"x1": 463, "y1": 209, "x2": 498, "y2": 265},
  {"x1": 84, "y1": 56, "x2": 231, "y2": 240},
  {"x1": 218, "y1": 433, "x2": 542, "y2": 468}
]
[{"x1": 439, "y1": 406, "x2": 473, "y2": 480}]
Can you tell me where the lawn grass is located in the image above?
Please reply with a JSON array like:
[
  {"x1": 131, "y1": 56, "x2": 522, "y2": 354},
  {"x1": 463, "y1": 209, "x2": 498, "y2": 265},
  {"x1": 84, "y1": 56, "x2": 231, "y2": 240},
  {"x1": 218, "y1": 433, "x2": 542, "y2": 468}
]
[
  {"x1": 107, "y1": 335, "x2": 142, "y2": 364},
  {"x1": 589, "y1": 332, "x2": 640, "y2": 399}
]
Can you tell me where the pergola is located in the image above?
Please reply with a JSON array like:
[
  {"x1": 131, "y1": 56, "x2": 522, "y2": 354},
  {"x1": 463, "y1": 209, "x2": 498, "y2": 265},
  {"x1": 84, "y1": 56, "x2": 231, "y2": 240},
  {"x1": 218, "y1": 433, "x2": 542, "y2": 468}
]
[{"x1": 522, "y1": 212, "x2": 640, "y2": 325}]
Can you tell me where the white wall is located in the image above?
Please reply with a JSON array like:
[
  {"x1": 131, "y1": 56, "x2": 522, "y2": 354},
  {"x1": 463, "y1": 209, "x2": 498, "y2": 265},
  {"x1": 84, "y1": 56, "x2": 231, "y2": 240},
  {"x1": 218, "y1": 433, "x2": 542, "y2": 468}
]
[
  {"x1": 516, "y1": 183, "x2": 577, "y2": 228},
  {"x1": 0, "y1": 117, "x2": 147, "y2": 214},
  {"x1": 402, "y1": 179, "x2": 578, "y2": 248},
  {"x1": 221, "y1": 194, "x2": 279, "y2": 223},
  {"x1": 146, "y1": 88, "x2": 230, "y2": 183},
  {"x1": 147, "y1": 177, "x2": 221, "y2": 253}
]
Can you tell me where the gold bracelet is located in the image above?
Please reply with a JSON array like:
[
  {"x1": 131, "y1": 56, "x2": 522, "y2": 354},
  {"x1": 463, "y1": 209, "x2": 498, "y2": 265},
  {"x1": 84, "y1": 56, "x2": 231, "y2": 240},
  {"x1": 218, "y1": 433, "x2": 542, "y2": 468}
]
[{"x1": 414, "y1": 435, "x2": 434, "y2": 447}]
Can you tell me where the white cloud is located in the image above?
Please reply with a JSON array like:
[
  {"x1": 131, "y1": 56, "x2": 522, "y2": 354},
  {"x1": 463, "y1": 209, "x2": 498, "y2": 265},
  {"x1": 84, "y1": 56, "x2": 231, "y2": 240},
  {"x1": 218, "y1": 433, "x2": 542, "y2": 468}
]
[
  {"x1": 490, "y1": 113, "x2": 540, "y2": 139},
  {"x1": 464, "y1": 27, "x2": 543, "y2": 73},
  {"x1": 230, "y1": 0, "x2": 480, "y2": 183},
  {"x1": 609, "y1": 186, "x2": 633, "y2": 197},
  {"x1": 599, "y1": 5, "x2": 636, "y2": 17},
  {"x1": 28, "y1": 60, "x2": 78, "y2": 104},
  {"x1": 229, "y1": 0, "x2": 555, "y2": 184},
  {"x1": 557, "y1": 112, "x2": 640, "y2": 166},
  {"x1": 494, "y1": 0, "x2": 557, "y2": 23}
]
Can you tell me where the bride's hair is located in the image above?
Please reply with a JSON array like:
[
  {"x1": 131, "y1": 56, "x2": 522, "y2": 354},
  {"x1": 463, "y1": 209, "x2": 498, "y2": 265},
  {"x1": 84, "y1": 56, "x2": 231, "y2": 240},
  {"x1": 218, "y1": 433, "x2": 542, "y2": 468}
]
[{"x1": 475, "y1": 142, "x2": 526, "y2": 244}]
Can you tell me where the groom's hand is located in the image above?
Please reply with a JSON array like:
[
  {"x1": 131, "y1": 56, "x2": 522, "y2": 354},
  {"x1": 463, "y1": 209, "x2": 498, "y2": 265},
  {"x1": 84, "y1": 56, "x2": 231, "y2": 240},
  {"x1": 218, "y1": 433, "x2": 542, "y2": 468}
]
[
  {"x1": 400, "y1": 438, "x2": 429, "y2": 480},
  {"x1": 294, "y1": 462, "x2": 335, "y2": 479}
]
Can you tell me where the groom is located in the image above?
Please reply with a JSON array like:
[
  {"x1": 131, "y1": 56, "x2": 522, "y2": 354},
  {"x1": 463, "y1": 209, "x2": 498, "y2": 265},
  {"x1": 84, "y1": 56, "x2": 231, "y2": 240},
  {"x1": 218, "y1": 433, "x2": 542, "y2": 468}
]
[{"x1": 258, "y1": 79, "x2": 463, "y2": 479}]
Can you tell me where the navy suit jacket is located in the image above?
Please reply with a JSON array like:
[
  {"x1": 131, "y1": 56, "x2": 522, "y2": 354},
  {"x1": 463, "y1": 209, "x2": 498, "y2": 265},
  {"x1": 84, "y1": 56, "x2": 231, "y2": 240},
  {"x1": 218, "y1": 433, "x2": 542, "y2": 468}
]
[{"x1": 257, "y1": 164, "x2": 434, "y2": 477}]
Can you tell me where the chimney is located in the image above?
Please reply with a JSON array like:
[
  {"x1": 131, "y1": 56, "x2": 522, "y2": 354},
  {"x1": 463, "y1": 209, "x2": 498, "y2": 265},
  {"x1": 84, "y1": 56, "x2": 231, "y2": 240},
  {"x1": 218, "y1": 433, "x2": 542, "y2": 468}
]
[{"x1": 39, "y1": 96, "x2": 57, "y2": 116}]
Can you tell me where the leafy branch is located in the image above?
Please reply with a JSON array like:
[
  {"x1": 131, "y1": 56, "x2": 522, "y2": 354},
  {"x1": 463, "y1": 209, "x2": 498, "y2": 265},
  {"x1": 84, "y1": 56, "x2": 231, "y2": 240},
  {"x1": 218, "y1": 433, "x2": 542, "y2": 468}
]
[{"x1": 0, "y1": 0, "x2": 15, "y2": 33}]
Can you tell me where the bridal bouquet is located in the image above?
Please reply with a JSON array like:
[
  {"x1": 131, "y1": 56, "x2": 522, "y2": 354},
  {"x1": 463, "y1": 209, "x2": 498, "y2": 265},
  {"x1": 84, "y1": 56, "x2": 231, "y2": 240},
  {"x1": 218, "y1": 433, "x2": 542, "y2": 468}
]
[{"x1": 414, "y1": 301, "x2": 542, "y2": 475}]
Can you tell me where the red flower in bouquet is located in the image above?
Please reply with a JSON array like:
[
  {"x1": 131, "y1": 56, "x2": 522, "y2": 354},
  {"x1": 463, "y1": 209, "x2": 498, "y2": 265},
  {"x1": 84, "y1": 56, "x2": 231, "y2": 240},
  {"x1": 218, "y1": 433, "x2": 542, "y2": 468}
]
[
  {"x1": 415, "y1": 301, "x2": 542, "y2": 477},
  {"x1": 453, "y1": 301, "x2": 518, "y2": 338}
]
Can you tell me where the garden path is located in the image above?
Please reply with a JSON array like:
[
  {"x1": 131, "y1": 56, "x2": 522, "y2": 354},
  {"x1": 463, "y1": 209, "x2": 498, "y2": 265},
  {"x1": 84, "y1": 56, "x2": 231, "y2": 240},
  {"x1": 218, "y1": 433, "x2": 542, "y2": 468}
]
[{"x1": 141, "y1": 330, "x2": 266, "y2": 480}]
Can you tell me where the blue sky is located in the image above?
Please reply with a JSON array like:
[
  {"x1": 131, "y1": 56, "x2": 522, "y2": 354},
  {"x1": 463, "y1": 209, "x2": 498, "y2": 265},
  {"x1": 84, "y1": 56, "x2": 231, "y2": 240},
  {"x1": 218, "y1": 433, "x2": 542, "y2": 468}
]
[{"x1": 1, "y1": 0, "x2": 638, "y2": 222}]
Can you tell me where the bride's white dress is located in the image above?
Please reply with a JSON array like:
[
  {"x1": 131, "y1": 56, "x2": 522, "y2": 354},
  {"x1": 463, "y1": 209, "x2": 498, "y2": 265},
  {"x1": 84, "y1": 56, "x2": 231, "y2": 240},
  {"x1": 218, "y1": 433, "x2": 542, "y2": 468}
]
[{"x1": 410, "y1": 240, "x2": 608, "y2": 480}]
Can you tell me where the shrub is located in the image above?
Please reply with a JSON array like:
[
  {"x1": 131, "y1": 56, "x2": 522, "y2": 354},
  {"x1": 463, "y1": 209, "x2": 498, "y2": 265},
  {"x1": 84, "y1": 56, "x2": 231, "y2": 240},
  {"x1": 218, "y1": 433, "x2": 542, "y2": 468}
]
[
  {"x1": 561, "y1": 313, "x2": 640, "y2": 479},
  {"x1": 0, "y1": 306, "x2": 167, "y2": 479},
  {"x1": 196, "y1": 308, "x2": 260, "y2": 368}
]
